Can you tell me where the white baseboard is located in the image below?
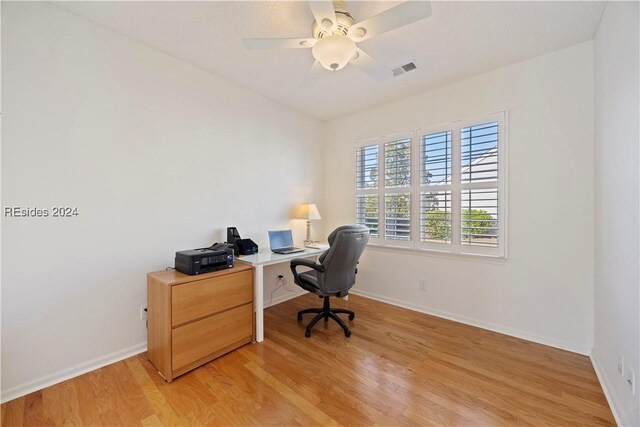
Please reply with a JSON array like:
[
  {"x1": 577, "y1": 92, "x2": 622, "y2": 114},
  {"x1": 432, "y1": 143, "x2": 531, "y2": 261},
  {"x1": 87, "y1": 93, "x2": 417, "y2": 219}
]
[
  {"x1": 350, "y1": 289, "x2": 591, "y2": 355},
  {"x1": 1, "y1": 342, "x2": 147, "y2": 404},
  {"x1": 1, "y1": 291, "x2": 595, "y2": 406},
  {"x1": 590, "y1": 353, "x2": 627, "y2": 427},
  {"x1": 1, "y1": 290, "x2": 305, "y2": 404}
]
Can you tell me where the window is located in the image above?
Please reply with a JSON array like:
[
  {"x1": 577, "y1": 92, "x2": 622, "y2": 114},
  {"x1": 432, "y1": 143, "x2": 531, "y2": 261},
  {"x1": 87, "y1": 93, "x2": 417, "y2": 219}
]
[
  {"x1": 356, "y1": 133, "x2": 413, "y2": 248},
  {"x1": 420, "y1": 130, "x2": 452, "y2": 245},
  {"x1": 355, "y1": 112, "x2": 506, "y2": 257},
  {"x1": 356, "y1": 144, "x2": 379, "y2": 237},
  {"x1": 384, "y1": 138, "x2": 411, "y2": 241}
]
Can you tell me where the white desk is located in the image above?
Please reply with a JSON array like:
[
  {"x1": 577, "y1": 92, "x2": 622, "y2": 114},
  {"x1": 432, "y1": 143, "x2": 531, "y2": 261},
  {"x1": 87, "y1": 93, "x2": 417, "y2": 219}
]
[{"x1": 235, "y1": 247, "x2": 328, "y2": 342}]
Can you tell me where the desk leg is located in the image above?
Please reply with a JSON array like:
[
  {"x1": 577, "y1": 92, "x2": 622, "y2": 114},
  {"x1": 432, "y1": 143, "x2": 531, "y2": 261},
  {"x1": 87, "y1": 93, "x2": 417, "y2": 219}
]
[{"x1": 254, "y1": 264, "x2": 264, "y2": 342}]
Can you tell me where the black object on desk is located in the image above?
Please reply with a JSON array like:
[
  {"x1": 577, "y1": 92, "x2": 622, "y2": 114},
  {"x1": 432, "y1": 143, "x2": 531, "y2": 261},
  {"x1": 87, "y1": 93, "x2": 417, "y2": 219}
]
[
  {"x1": 236, "y1": 238, "x2": 258, "y2": 255},
  {"x1": 227, "y1": 226, "x2": 258, "y2": 256}
]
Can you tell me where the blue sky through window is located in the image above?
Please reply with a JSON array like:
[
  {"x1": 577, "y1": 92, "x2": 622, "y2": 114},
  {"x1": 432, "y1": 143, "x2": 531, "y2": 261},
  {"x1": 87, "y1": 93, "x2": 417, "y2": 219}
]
[
  {"x1": 461, "y1": 122, "x2": 499, "y2": 183},
  {"x1": 421, "y1": 122, "x2": 498, "y2": 185}
]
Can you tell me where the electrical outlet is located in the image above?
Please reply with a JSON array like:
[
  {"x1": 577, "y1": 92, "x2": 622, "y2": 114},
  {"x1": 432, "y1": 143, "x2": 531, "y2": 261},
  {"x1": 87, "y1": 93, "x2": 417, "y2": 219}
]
[
  {"x1": 618, "y1": 353, "x2": 624, "y2": 376},
  {"x1": 418, "y1": 280, "x2": 427, "y2": 291},
  {"x1": 627, "y1": 368, "x2": 636, "y2": 395},
  {"x1": 140, "y1": 305, "x2": 147, "y2": 320}
]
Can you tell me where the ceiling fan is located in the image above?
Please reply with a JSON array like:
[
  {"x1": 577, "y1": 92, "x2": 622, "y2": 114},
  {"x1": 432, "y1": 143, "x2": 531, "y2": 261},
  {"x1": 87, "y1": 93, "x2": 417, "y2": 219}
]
[{"x1": 242, "y1": 0, "x2": 432, "y2": 87}]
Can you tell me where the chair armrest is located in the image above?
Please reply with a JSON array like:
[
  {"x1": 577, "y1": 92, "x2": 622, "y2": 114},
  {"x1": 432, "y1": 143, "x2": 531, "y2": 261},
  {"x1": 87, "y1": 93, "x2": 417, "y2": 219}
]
[
  {"x1": 290, "y1": 258, "x2": 325, "y2": 293},
  {"x1": 290, "y1": 258, "x2": 325, "y2": 273}
]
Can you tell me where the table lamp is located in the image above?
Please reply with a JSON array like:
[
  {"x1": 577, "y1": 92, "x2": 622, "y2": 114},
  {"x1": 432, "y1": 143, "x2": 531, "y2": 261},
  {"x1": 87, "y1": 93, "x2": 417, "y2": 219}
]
[{"x1": 294, "y1": 203, "x2": 322, "y2": 245}]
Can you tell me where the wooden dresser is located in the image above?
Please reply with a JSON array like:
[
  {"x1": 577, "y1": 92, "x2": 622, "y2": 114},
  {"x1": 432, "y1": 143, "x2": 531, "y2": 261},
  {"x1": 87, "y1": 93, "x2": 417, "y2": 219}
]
[{"x1": 146, "y1": 264, "x2": 254, "y2": 381}]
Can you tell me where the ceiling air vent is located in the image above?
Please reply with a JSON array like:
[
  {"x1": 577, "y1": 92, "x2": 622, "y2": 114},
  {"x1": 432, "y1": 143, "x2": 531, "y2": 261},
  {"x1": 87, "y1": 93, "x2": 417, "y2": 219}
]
[{"x1": 393, "y1": 62, "x2": 417, "y2": 77}]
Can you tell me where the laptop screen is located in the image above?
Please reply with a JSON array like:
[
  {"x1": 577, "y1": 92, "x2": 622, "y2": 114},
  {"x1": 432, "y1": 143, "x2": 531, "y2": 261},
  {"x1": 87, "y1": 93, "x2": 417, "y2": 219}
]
[{"x1": 268, "y1": 230, "x2": 294, "y2": 250}]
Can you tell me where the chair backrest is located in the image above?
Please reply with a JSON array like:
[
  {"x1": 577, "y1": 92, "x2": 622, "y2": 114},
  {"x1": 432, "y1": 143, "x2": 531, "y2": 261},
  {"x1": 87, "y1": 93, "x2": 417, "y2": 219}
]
[{"x1": 317, "y1": 225, "x2": 370, "y2": 295}]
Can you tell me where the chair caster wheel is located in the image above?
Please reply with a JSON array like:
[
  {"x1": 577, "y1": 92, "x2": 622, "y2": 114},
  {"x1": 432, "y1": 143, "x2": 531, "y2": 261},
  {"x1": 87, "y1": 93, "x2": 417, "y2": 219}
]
[
  {"x1": 348, "y1": 314, "x2": 355, "y2": 321},
  {"x1": 344, "y1": 330, "x2": 351, "y2": 337},
  {"x1": 305, "y1": 330, "x2": 311, "y2": 338},
  {"x1": 297, "y1": 314, "x2": 302, "y2": 321}
]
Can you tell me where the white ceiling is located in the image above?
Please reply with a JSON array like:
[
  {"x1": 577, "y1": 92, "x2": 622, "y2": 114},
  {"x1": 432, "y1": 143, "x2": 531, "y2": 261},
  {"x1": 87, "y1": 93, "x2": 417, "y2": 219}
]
[{"x1": 53, "y1": 1, "x2": 605, "y2": 121}]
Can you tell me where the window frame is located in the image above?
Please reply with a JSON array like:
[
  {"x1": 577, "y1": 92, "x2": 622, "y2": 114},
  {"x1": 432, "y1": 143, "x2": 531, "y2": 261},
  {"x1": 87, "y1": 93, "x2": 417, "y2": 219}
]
[{"x1": 354, "y1": 111, "x2": 508, "y2": 259}]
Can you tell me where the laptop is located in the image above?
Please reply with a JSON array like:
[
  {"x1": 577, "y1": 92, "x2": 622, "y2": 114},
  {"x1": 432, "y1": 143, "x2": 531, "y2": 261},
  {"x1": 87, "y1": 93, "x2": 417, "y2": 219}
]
[{"x1": 268, "y1": 229, "x2": 305, "y2": 254}]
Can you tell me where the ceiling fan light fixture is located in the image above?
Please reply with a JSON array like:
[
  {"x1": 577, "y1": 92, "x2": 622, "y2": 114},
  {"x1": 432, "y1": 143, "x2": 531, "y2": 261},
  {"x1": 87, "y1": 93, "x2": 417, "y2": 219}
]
[{"x1": 311, "y1": 34, "x2": 357, "y2": 71}]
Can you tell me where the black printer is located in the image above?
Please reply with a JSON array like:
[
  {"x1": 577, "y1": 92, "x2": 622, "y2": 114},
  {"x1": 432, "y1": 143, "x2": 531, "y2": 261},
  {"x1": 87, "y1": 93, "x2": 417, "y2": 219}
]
[{"x1": 175, "y1": 244, "x2": 233, "y2": 275}]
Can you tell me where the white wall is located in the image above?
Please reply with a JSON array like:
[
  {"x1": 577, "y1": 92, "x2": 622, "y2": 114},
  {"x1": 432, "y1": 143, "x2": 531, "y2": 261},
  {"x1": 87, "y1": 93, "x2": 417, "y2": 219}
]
[
  {"x1": 593, "y1": 2, "x2": 640, "y2": 426},
  {"x1": 1, "y1": 2, "x2": 324, "y2": 401},
  {"x1": 324, "y1": 42, "x2": 595, "y2": 354}
]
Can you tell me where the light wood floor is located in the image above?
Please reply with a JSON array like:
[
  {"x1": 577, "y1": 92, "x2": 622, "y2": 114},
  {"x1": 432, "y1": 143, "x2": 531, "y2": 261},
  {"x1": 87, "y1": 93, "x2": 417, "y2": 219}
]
[{"x1": 1, "y1": 294, "x2": 615, "y2": 426}]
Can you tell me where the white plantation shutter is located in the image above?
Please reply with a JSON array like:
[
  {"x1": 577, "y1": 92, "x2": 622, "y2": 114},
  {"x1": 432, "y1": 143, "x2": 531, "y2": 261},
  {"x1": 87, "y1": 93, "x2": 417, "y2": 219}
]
[
  {"x1": 355, "y1": 144, "x2": 379, "y2": 237},
  {"x1": 421, "y1": 130, "x2": 451, "y2": 186},
  {"x1": 384, "y1": 139, "x2": 411, "y2": 188},
  {"x1": 419, "y1": 130, "x2": 452, "y2": 248},
  {"x1": 356, "y1": 194, "x2": 379, "y2": 237},
  {"x1": 461, "y1": 122, "x2": 499, "y2": 184},
  {"x1": 383, "y1": 138, "x2": 411, "y2": 242},
  {"x1": 356, "y1": 144, "x2": 379, "y2": 190},
  {"x1": 459, "y1": 120, "x2": 501, "y2": 252},
  {"x1": 385, "y1": 193, "x2": 411, "y2": 240},
  {"x1": 420, "y1": 190, "x2": 451, "y2": 244},
  {"x1": 461, "y1": 189, "x2": 499, "y2": 247},
  {"x1": 355, "y1": 112, "x2": 505, "y2": 257}
]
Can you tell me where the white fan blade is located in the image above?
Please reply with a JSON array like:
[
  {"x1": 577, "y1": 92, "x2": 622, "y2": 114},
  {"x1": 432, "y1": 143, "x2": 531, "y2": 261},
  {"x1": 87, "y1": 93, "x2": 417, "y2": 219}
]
[
  {"x1": 242, "y1": 38, "x2": 316, "y2": 50},
  {"x1": 350, "y1": 48, "x2": 393, "y2": 81},
  {"x1": 348, "y1": 1, "x2": 432, "y2": 42},
  {"x1": 308, "y1": 0, "x2": 337, "y2": 31},
  {"x1": 300, "y1": 61, "x2": 325, "y2": 89}
]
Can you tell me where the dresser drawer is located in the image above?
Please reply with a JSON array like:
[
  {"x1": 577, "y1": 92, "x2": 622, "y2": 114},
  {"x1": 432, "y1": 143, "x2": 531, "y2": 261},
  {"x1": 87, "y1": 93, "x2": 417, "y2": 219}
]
[
  {"x1": 171, "y1": 303, "x2": 252, "y2": 370},
  {"x1": 171, "y1": 270, "x2": 252, "y2": 326}
]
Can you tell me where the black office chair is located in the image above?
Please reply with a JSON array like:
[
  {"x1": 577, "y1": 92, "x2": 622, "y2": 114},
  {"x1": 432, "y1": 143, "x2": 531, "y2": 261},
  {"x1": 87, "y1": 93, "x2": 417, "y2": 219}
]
[{"x1": 290, "y1": 225, "x2": 370, "y2": 337}]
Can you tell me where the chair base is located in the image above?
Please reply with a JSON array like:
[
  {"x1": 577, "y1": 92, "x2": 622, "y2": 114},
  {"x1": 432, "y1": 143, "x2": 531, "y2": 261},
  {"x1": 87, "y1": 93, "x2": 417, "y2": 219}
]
[{"x1": 297, "y1": 296, "x2": 354, "y2": 337}]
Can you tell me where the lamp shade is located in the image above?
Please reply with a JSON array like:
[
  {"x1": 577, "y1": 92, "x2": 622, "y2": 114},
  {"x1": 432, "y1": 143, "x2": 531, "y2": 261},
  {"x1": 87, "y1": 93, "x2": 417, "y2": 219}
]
[
  {"x1": 311, "y1": 34, "x2": 356, "y2": 71},
  {"x1": 293, "y1": 203, "x2": 322, "y2": 220}
]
